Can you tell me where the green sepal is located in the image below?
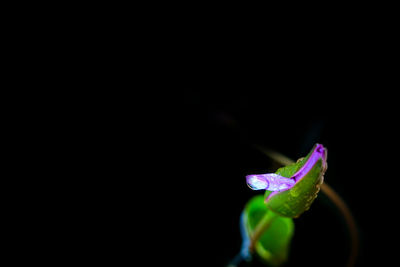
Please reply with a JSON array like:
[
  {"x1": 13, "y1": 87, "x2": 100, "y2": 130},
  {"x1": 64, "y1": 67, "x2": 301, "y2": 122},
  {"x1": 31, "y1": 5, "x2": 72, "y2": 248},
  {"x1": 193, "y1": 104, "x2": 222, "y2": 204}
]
[
  {"x1": 264, "y1": 146, "x2": 325, "y2": 218},
  {"x1": 244, "y1": 195, "x2": 294, "y2": 266}
]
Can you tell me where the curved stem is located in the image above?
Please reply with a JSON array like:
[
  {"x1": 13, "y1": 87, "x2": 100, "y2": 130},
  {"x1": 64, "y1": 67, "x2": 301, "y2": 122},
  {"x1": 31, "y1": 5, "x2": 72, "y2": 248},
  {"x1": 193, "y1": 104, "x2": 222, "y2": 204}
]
[
  {"x1": 228, "y1": 211, "x2": 277, "y2": 267},
  {"x1": 256, "y1": 145, "x2": 359, "y2": 267},
  {"x1": 320, "y1": 183, "x2": 358, "y2": 267},
  {"x1": 249, "y1": 211, "x2": 278, "y2": 253}
]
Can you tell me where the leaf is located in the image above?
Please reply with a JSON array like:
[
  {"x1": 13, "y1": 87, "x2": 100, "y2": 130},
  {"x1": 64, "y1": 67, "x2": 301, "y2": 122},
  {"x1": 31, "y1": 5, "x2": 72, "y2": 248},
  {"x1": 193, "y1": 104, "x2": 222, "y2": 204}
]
[
  {"x1": 243, "y1": 195, "x2": 294, "y2": 266},
  {"x1": 264, "y1": 144, "x2": 326, "y2": 218}
]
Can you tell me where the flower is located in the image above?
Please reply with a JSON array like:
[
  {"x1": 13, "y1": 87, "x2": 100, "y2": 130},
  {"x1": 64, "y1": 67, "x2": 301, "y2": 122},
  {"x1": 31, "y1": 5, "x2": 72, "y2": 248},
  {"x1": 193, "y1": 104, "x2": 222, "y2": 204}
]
[{"x1": 246, "y1": 144, "x2": 328, "y2": 218}]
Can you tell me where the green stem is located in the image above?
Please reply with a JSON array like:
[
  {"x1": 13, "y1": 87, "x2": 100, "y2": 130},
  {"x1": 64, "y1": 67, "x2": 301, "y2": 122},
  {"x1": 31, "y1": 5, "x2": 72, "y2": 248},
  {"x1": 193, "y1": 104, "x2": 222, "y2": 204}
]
[{"x1": 249, "y1": 211, "x2": 278, "y2": 253}]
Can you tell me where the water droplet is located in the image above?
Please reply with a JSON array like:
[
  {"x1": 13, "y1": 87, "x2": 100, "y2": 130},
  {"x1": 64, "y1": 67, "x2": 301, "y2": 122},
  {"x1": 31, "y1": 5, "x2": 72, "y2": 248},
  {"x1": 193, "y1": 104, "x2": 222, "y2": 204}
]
[{"x1": 290, "y1": 187, "x2": 300, "y2": 197}]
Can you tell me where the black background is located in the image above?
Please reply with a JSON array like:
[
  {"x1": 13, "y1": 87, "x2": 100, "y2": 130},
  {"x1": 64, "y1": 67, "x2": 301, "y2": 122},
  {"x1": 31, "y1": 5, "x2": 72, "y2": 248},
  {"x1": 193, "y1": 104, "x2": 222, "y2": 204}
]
[
  {"x1": 7, "y1": 9, "x2": 399, "y2": 267},
  {"x1": 19, "y1": 58, "x2": 397, "y2": 266}
]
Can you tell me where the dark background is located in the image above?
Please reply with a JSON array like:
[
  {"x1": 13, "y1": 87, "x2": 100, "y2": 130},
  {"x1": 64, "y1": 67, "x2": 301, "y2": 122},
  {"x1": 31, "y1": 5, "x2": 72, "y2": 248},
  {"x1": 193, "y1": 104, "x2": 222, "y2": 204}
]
[
  {"x1": 7, "y1": 9, "x2": 399, "y2": 267},
  {"x1": 163, "y1": 88, "x2": 398, "y2": 267}
]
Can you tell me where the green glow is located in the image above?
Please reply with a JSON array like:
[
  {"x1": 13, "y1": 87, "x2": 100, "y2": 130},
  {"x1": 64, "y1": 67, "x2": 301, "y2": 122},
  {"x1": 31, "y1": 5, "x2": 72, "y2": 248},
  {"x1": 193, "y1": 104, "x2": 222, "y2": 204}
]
[{"x1": 244, "y1": 195, "x2": 294, "y2": 266}]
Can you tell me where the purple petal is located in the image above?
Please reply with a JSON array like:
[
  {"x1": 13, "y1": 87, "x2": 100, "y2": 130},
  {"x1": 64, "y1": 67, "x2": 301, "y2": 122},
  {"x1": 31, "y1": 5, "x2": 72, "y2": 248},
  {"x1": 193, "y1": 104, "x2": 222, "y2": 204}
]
[{"x1": 291, "y1": 144, "x2": 327, "y2": 182}]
